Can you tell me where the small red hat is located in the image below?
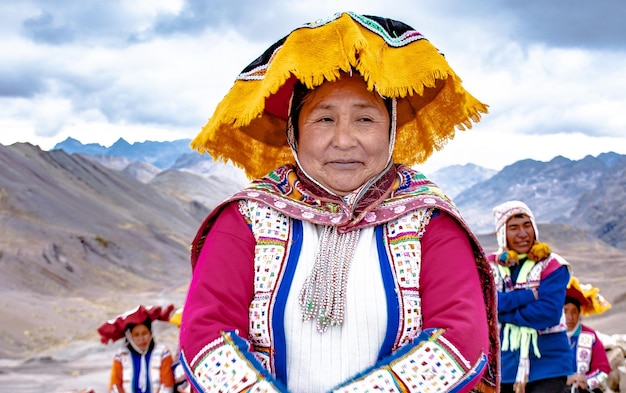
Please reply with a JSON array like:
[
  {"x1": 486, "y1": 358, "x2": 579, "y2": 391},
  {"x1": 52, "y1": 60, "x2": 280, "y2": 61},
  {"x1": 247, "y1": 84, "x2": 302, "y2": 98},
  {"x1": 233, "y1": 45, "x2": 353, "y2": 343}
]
[
  {"x1": 565, "y1": 277, "x2": 611, "y2": 316},
  {"x1": 97, "y1": 304, "x2": 175, "y2": 344}
]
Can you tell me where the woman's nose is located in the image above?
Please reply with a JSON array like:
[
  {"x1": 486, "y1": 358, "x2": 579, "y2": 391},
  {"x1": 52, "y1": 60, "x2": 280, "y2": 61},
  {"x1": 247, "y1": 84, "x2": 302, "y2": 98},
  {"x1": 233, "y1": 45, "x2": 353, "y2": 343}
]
[{"x1": 332, "y1": 121, "x2": 357, "y2": 147}]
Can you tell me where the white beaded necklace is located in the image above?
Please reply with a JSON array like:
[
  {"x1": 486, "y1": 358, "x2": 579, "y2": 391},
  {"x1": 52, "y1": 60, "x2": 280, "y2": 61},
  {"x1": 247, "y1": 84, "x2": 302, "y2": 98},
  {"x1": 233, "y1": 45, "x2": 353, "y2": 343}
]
[{"x1": 299, "y1": 225, "x2": 360, "y2": 333}]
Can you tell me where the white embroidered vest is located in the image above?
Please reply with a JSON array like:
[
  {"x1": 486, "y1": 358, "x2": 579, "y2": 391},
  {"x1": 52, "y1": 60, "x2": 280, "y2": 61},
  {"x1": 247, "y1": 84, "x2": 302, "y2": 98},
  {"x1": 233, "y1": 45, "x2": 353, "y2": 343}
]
[
  {"x1": 576, "y1": 331, "x2": 595, "y2": 374},
  {"x1": 240, "y1": 199, "x2": 431, "y2": 374},
  {"x1": 116, "y1": 343, "x2": 168, "y2": 393}
]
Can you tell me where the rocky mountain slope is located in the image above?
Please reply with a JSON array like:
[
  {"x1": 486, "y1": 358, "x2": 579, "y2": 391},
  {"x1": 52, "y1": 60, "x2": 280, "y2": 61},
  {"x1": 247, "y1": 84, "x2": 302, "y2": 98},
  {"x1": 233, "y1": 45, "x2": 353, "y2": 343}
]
[
  {"x1": 426, "y1": 163, "x2": 497, "y2": 199},
  {"x1": 0, "y1": 142, "x2": 241, "y2": 359},
  {"x1": 0, "y1": 143, "x2": 200, "y2": 292},
  {"x1": 453, "y1": 152, "x2": 626, "y2": 244}
]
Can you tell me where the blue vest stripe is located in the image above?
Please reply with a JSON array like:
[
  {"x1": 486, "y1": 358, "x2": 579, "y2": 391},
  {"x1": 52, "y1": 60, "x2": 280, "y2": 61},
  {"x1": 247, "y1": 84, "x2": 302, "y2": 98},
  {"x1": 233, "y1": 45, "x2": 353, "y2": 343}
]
[
  {"x1": 375, "y1": 224, "x2": 399, "y2": 360},
  {"x1": 273, "y1": 219, "x2": 302, "y2": 385}
]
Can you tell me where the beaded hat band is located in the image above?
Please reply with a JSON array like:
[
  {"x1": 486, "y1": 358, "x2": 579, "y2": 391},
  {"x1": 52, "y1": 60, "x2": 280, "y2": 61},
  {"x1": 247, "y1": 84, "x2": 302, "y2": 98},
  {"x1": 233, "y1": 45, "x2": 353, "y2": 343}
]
[{"x1": 191, "y1": 11, "x2": 488, "y2": 179}]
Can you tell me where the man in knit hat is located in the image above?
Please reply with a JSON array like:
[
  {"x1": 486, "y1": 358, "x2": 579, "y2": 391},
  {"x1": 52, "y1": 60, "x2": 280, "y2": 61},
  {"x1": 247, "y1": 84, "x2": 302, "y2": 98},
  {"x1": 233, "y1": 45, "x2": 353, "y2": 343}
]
[{"x1": 488, "y1": 200, "x2": 572, "y2": 393}]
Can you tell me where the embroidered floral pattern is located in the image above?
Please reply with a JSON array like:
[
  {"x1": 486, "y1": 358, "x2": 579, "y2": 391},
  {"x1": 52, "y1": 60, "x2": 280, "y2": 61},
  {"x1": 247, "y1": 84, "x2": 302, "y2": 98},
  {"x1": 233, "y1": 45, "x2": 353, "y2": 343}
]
[
  {"x1": 190, "y1": 332, "x2": 282, "y2": 392},
  {"x1": 385, "y1": 211, "x2": 432, "y2": 345}
]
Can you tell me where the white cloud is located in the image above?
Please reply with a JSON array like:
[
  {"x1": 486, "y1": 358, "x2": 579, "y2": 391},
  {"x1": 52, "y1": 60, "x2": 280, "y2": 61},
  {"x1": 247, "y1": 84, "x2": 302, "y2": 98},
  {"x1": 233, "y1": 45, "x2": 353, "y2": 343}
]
[{"x1": 1, "y1": 1, "x2": 625, "y2": 170}]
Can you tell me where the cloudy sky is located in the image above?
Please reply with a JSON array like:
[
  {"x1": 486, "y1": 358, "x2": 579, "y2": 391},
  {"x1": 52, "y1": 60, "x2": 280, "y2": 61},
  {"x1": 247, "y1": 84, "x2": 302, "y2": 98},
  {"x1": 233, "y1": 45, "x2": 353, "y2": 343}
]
[{"x1": 2, "y1": 0, "x2": 625, "y2": 173}]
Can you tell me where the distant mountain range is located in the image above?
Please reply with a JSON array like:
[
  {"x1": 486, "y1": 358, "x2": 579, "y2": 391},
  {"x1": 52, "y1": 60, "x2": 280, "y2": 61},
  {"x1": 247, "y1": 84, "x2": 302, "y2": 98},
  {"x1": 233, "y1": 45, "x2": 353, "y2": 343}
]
[
  {"x1": 53, "y1": 137, "x2": 626, "y2": 247},
  {"x1": 54, "y1": 137, "x2": 194, "y2": 169},
  {"x1": 453, "y1": 152, "x2": 626, "y2": 247}
]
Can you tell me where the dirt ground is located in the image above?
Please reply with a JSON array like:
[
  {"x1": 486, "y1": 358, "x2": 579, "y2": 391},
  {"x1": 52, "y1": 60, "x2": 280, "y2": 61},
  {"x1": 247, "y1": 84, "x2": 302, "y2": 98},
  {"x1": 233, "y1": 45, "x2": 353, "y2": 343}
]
[
  {"x1": 0, "y1": 340, "x2": 120, "y2": 392},
  {"x1": 0, "y1": 333, "x2": 182, "y2": 392},
  {"x1": 0, "y1": 288, "x2": 186, "y2": 393}
]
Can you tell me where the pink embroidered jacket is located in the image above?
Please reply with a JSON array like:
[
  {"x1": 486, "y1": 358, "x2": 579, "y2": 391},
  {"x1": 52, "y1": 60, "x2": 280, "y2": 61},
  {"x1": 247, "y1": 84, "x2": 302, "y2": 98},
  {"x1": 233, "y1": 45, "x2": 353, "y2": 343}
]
[{"x1": 179, "y1": 164, "x2": 499, "y2": 392}]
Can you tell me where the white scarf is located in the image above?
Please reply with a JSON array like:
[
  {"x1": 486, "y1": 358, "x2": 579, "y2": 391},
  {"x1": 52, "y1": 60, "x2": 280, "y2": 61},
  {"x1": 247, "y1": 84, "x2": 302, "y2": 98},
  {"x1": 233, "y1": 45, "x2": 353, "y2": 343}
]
[{"x1": 125, "y1": 329, "x2": 149, "y2": 392}]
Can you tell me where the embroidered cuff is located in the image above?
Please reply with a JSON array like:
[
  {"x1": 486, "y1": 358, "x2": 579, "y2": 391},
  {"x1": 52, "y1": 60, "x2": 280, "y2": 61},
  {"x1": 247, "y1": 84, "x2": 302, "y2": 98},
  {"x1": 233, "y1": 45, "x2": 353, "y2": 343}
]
[
  {"x1": 332, "y1": 328, "x2": 487, "y2": 393},
  {"x1": 181, "y1": 330, "x2": 286, "y2": 392},
  {"x1": 587, "y1": 370, "x2": 608, "y2": 390}
]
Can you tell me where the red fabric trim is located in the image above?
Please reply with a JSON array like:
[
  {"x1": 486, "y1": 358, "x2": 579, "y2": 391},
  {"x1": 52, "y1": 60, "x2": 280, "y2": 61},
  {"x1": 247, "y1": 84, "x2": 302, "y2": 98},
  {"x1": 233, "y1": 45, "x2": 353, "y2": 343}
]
[
  {"x1": 540, "y1": 255, "x2": 568, "y2": 279},
  {"x1": 420, "y1": 212, "x2": 490, "y2": 380},
  {"x1": 180, "y1": 202, "x2": 256, "y2": 367},
  {"x1": 582, "y1": 324, "x2": 612, "y2": 375}
]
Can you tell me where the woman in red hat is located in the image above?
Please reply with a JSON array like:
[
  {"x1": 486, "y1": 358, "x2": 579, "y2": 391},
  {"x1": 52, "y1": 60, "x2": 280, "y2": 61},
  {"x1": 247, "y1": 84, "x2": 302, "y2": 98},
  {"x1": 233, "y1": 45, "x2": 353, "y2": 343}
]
[
  {"x1": 99, "y1": 304, "x2": 175, "y2": 393},
  {"x1": 564, "y1": 278, "x2": 612, "y2": 392}
]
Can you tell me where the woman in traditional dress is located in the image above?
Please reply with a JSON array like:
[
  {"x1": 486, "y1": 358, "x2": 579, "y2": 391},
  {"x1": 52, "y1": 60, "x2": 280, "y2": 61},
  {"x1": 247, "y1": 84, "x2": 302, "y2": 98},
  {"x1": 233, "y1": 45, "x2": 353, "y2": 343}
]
[
  {"x1": 179, "y1": 12, "x2": 499, "y2": 393},
  {"x1": 98, "y1": 304, "x2": 175, "y2": 393},
  {"x1": 564, "y1": 277, "x2": 612, "y2": 392}
]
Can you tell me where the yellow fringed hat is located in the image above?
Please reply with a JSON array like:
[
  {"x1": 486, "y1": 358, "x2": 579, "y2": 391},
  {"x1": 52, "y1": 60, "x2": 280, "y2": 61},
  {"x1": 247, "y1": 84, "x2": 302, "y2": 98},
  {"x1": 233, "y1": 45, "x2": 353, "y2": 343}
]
[
  {"x1": 566, "y1": 276, "x2": 612, "y2": 317},
  {"x1": 192, "y1": 11, "x2": 488, "y2": 179},
  {"x1": 169, "y1": 307, "x2": 183, "y2": 328}
]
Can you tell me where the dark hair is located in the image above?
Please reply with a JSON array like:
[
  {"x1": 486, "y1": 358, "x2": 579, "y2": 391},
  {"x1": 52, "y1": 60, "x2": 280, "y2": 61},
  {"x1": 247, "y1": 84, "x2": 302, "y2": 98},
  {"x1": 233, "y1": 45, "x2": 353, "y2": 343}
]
[
  {"x1": 565, "y1": 296, "x2": 581, "y2": 311},
  {"x1": 126, "y1": 317, "x2": 152, "y2": 333},
  {"x1": 288, "y1": 81, "x2": 310, "y2": 142}
]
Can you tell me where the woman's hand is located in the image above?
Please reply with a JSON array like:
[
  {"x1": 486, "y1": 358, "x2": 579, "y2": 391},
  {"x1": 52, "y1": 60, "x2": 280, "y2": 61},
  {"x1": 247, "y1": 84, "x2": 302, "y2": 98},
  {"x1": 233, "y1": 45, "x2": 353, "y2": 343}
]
[{"x1": 566, "y1": 373, "x2": 588, "y2": 390}]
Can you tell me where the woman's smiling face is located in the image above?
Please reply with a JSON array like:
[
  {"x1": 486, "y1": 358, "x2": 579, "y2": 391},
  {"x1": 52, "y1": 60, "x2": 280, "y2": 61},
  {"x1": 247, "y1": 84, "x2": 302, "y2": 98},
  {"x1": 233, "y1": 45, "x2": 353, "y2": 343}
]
[{"x1": 296, "y1": 75, "x2": 391, "y2": 196}]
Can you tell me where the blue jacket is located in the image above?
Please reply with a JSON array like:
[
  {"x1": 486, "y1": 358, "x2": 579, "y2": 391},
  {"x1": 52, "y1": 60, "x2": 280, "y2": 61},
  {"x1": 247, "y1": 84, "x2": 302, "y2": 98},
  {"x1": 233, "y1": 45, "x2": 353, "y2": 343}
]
[{"x1": 491, "y1": 254, "x2": 572, "y2": 384}]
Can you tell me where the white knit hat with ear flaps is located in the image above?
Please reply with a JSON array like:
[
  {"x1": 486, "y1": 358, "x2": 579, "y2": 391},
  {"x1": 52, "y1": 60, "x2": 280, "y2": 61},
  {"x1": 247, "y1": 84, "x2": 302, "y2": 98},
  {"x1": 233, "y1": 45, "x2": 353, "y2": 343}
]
[{"x1": 493, "y1": 200, "x2": 538, "y2": 253}]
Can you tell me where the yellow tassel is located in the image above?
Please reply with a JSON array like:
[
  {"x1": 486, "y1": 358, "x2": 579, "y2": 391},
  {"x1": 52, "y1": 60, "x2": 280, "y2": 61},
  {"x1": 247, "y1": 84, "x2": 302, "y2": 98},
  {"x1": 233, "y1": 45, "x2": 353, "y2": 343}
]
[{"x1": 528, "y1": 242, "x2": 551, "y2": 262}]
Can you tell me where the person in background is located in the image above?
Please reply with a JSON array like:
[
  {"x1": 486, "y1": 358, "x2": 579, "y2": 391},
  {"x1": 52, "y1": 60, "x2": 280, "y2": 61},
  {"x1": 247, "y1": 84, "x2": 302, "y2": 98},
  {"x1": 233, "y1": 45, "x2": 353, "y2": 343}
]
[
  {"x1": 98, "y1": 304, "x2": 175, "y2": 393},
  {"x1": 179, "y1": 11, "x2": 499, "y2": 393},
  {"x1": 488, "y1": 200, "x2": 572, "y2": 393},
  {"x1": 564, "y1": 276, "x2": 612, "y2": 392}
]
